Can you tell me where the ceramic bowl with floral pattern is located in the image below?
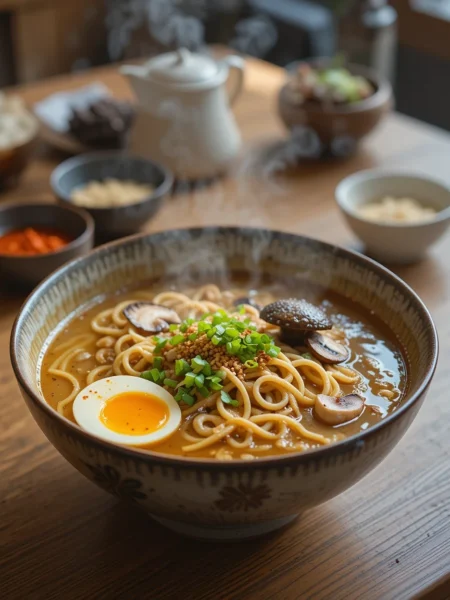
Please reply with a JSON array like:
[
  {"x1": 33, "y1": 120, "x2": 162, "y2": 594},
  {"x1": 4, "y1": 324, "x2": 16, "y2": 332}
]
[{"x1": 10, "y1": 228, "x2": 437, "y2": 540}]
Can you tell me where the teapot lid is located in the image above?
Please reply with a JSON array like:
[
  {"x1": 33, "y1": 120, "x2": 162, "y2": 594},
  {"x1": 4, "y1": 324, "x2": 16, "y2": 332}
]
[{"x1": 145, "y1": 48, "x2": 219, "y2": 86}]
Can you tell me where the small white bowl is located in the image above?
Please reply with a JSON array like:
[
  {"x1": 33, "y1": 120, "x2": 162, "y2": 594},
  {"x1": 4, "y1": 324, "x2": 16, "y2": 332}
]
[{"x1": 335, "y1": 170, "x2": 450, "y2": 264}]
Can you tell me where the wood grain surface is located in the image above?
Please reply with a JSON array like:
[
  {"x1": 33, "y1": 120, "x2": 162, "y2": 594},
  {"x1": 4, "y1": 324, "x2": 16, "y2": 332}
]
[{"x1": 1, "y1": 56, "x2": 450, "y2": 600}]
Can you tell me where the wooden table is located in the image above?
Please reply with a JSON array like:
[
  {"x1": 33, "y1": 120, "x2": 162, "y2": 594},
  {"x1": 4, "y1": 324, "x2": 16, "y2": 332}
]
[{"x1": 1, "y1": 57, "x2": 450, "y2": 600}]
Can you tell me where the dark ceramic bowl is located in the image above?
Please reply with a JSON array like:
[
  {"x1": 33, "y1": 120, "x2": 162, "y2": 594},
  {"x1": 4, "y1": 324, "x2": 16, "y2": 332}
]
[
  {"x1": 10, "y1": 228, "x2": 437, "y2": 540},
  {"x1": 0, "y1": 202, "x2": 94, "y2": 288},
  {"x1": 278, "y1": 60, "x2": 393, "y2": 156},
  {"x1": 51, "y1": 152, "x2": 173, "y2": 239}
]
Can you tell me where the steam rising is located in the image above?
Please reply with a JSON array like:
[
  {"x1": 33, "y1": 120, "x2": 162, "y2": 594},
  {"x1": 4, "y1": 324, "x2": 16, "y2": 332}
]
[
  {"x1": 106, "y1": 0, "x2": 277, "y2": 61},
  {"x1": 105, "y1": 0, "x2": 330, "y2": 293}
]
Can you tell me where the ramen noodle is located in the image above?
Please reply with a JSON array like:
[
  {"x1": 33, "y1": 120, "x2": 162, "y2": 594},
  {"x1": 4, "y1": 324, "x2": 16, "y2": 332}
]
[{"x1": 40, "y1": 283, "x2": 406, "y2": 460}]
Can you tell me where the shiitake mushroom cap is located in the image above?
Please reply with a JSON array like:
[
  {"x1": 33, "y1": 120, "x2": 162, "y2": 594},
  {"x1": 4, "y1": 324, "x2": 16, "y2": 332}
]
[
  {"x1": 260, "y1": 299, "x2": 332, "y2": 331},
  {"x1": 123, "y1": 302, "x2": 181, "y2": 334},
  {"x1": 306, "y1": 331, "x2": 349, "y2": 364},
  {"x1": 260, "y1": 299, "x2": 332, "y2": 345}
]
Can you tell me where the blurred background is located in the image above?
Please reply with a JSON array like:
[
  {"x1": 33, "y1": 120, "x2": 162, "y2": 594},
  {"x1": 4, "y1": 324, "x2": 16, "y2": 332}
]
[{"x1": 0, "y1": 0, "x2": 449, "y2": 131}]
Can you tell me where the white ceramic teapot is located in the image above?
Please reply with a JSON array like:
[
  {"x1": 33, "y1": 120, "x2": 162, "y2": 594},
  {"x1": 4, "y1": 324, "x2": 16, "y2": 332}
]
[{"x1": 120, "y1": 49, "x2": 245, "y2": 180}]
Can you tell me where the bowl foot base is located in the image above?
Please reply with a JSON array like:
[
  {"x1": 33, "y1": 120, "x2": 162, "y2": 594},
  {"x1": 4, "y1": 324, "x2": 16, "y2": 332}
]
[{"x1": 150, "y1": 513, "x2": 299, "y2": 541}]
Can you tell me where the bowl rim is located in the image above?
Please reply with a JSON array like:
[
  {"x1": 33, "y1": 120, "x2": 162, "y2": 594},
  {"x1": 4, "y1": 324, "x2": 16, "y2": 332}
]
[
  {"x1": 10, "y1": 226, "x2": 439, "y2": 470},
  {"x1": 335, "y1": 169, "x2": 450, "y2": 229},
  {"x1": 50, "y1": 150, "x2": 174, "y2": 212},
  {"x1": 281, "y1": 59, "x2": 392, "y2": 116},
  {"x1": 0, "y1": 108, "x2": 39, "y2": 154},
  {"x1": 0, "y1": 200, "x2": 95, "y2": 259}
]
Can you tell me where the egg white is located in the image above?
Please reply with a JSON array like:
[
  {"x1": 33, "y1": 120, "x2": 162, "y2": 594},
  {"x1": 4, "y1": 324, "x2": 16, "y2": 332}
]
[{"x1": 73, "y1": 375, "x2": 181, "y2": 447}]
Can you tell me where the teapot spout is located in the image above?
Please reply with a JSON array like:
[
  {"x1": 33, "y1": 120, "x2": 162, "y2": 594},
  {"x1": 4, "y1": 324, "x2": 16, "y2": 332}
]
[
  {"x1": 119, "y1": 65, "x2": 151, "y2": 102},
  {"x1": 119, "y1": 65, "x2": 147, "y2": 79}
]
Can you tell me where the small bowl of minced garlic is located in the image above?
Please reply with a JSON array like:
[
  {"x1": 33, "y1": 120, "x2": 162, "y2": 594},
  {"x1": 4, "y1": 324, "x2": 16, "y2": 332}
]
[
  {"x1": 335, "y1": 170, "x2": 450, "y2": 264},
  {"x1": 51, "y1": 152, "x2": 173, "y2": 239}
]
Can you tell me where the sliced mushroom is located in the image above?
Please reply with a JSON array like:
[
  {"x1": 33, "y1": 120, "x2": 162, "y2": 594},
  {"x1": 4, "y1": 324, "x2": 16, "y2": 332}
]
[
  {"x1": 314, "y1": 393, "x2": 365, "y2": 426},
  {"x1": 123, "y1": 302, "x2": 181, "y2": 334},
  {"x1": 260, "y1": 299, "x2": 332, "y2": 345},
  {"x1": 306, "y1": 332, "x2": 349, "y2": 364},
  {"x1": 233, "y1": 297, "x2": 262, "y2": 312}
]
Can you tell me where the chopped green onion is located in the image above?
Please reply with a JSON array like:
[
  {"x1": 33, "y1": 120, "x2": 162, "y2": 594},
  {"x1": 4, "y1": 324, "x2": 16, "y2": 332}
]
[
  {"x1": 191, "y1": 355, "x2": 207, "y2": 372},
  {"x1": 211, "y1": 335, "x2": 222, "y2": 346},
  {"x1": 225, "y1": 327, "x2": 239, "y2": 338},
  {"x1": 209, "y1": 381, "x2": 223, "y2": 391},
  {"x1": 206, "y1": 328, "x2": 216, "y2": 339},
  {"x1": 189, "y1": 332, "x2": 198, "y2": 342},
  {"x1": 151, "y1": 368, "x2": 160, "y2": 382},
  {"x1": 212, "y1": 311, "x2": 227, "y2": 325},
  {"x1": 220, "y1": 390, "x2": 239, "y2": 407},
  {"x1": 198, "y1": 386, "x2": 210, "y2": 398},
  {"x1": 182, "y1": 372, "x2": 196, "y2": 388},
  {"x1": 175, "y1": 387, "x2": 186, "y2": 401},
  {"x1": 154, "y1": 339, "x2": 168, "y2": 355},
  {"x1": 169, "y1": 324, "x2": 179, "y2": 332},
  {"x1": 202, "y1": 363, "x2": 212, "y2": 376},
  {"x1": 302, "y1": 352, "x2": 313, "y2": 360},
  {"x1": 182, "y1": 392, "x2": 195, "y2": 406},
  {"x1": 170, "y1": 334, "x2": 185, "y2": 346},
  {"x1": 164, "y1": 378, "x2": 178, "y2": 388},
  {"x1": 226, "y1": 341, "x2": 236, "y2": 355},
  {"x1": 175, "y1": 359, "x2": 190, "y2": 376},
  {"x1": 153, "y1": 357, "x2": 163, "y2": 370},
  {"x1": 267, "y1": 346, "x2": 280, "y2": 358},
  {"x1": 244, "y1": 359, "x2": 258, "y2": 369},
  {"x1": 194, "y1": 373, "x2": 205, "y2": 388}
]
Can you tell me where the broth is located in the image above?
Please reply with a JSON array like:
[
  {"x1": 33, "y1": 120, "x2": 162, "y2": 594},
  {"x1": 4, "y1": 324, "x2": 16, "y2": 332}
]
[{"x1": 40, "y1": 281, "x2": 407, "y2": 460}]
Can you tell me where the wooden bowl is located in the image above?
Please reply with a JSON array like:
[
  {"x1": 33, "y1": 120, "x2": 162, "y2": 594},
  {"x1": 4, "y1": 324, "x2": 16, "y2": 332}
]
[
  {"x1": 10, "y1": 228, "x2": 438, "y2": 540},
  {"x1": 278, "y1": 60, "x2": 393, "y2": 155}
]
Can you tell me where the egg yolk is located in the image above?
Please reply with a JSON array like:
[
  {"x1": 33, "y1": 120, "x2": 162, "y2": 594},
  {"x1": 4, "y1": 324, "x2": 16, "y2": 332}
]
[{"x1": 100, "y1": 391, "x2": 169, "y2": 436}]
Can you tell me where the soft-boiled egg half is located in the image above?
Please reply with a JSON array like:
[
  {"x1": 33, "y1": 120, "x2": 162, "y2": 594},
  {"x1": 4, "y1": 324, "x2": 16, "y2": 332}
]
[{"x1": 73, "y1": 375, "x2": 181, "y2": 447}]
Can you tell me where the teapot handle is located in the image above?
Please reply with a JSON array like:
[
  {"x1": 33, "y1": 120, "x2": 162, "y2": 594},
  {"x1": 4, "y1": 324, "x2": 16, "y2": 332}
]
[{"x1": 222, "y1": 55, "x2": 245, "y2": 106}]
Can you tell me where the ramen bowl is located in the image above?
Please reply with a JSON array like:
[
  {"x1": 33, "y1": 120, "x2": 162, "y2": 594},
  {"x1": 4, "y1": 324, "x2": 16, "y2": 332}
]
[{"x1": 10, "y1": 228, "x2": 437, "y2": 540}]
